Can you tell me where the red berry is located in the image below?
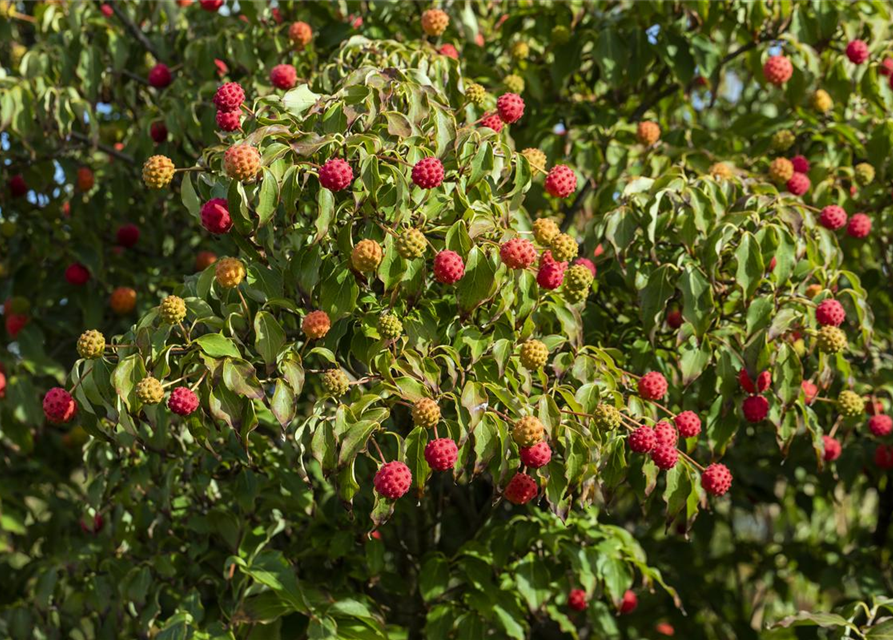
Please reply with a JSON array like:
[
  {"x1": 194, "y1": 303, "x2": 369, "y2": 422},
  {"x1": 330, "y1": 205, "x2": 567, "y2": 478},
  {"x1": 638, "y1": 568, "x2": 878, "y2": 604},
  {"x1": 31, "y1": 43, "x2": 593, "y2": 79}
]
[
  {"x1": 881, "y1": 57, "x2": 893, "y2": 75},
  {"x1": 168, "y1": 386, "x2": 199, "y2": 416},
  {"x1": 216, "y1": 110, "x2": 241, "y2": 132},
  {"x1": 519, "y1": 441, "x2": 551, "y2": 468},
  {"x1": 214, "y1": 58, "x2": 228, "y2": 77},
  {"x1": 701, "y1": 463, "x2": 733, "y2": 496},
  {"x1": 116, "y1": 224, "x2": 140, "y2": 248},
  {"x1": 8, "y1": 174, "x2": 27, "y2": 198},
  {"x1": 5, "y1": 314, "x2": 28, "y2": 338},
  {"x1": 500, "y1": 237, "x2": 537, "y2": 269},
  {"x1": 674, "y1": 411, "x2": 701, "y2": 438},
  {"x1": 439, "y1": 44, "x2": 459, "y2": 59},
  {"x1": 819, "y1": 205, "x2": 847, "y2": 230},
  {"x1": 822, "y1": 435, "x2": 842, "y2": 461},
  {"x1": 790, "y1": 155, "x2": 810, "y2": 173},
  {"x1": 200, "y1": 198, "x2": 233, "y2": 234},
  {"x1": 738, "y1": 369, "x2": 756, "y2": 394},
  {"x1": 150, "y1": 121, "x2": 168, "y2": 143},
  {"x1": 802, "y1": 380, "x2": 818, "y2": 405},
  {"x1": 574, "y1": 257, "x2": 596, "y2": 277},
  {"x1": 755, "y1": 371, "x2": 771, "y2": 393},
  {"x1": 536, "y1": 257, "x2": 566, "y2": 290},
  {"x1": 496, "y1": 92, "x2": 525, "y2": 124},
  {"x1": 628, "y1": 426, "x2": 656, "y2": 454},
  {"x1": 654, "y1": 421, "x2": 678, "y2": 447},
  {"x1": 847, "y1": 213, "x2": 871, "y2": 239},
  {"x1": 544, "y1": 165, "x2": 577, "y2": 199},
  {"x1": 373, "y1": 461, "x2": 412, "y2": 499},
  {"x1": 869, "y1": 414, "x2": 893, "y2": 437},
  {"x1": 656, "y1": 622, "x2": 675, "y2": 636},
  {"x1": 411, "y1": 157, "x2": 445, "y2": 189},
  {"x1": 43, "y1": 387, "x2": 77, "y2": 423},
  {"x1": 768, "y1": 257, "x2": 777, "y2": 272},
  {"x1": 200, "y1": 0, "x2": 223, "y2": 11},
  {"x1": 148, "y1": 63, "x2": 172, "y2": 89},
  {"x1": 786, "y1": 172, "x2": 810, "y2": 196},
  {"x1": 479, "y1": 112, "x2": 504, "y2": 132},
  {"x1": 319, "y1": 158, "x2": 354, "y2": 192},
  {"x1": 815, "y1": 299, "x2": 845, "y2": 327},
  {"x1": 762, "y1": 55, "x2": 793, "y2": 85},
  {"x1": 100, "y1": 3, "x2": 113, "y2": 17},
  {"x1": 846, "y1": 39, "x2": 869, "y2": 64},
  {"x1": 742, "y1": 395, "x2": 769, "y2": 422},
  {"x1": 666, "y1": 309, "x2": 682, "y2": 329},
  {"x1": 651, "y1": 443, "x2": 678, "y2": 470},
  {"x1": 433, "y1": 250, "x2": 465, "y2": 284},
  {"x1": 866, "y1": 398, "x2": 884, "y2": 416},
  {"x1": 504, "y1": 472, "x2": 537, "y2": 505},
  {"x1": 619, "y1": 590, "x2": 638, "y2": 615},
  {"x1": 638, "y1": 371, "x2": 667, "y2": 401},
  {"x1": 876, "y1": 444, "x2": 893, "y2": 469},
  {"x1": 65, "y1": 263, "x2": 90, "y2": 286},
  {"x1": 214, "y1": 82, "x2": 245, "y2": 112},
  {"x1": 568, "y1": 589, "x2": 587, "y2": 612},
  {"x1": 424, "y1": 437, "x2": 458, "y2": 471},
  {"x1": 269, "y1": 64, "x2": 297, "y2": 90}
]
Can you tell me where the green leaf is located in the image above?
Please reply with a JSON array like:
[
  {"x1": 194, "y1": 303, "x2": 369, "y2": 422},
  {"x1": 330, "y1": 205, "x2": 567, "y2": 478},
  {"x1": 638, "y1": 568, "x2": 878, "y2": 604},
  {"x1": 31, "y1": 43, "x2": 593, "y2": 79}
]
[
  {"x1": 256, "y1": 168, "x2": 280, "y2": 226},
  {"x1": 283, "y1": 84, "x2": 321, "y2": 117},
  {"x1": 195, "y1": 334, "x2": 242, "y2": 359},
  {"x1": 735, "y1": 232, "x2": 764, "y2": 299},
  {"x1": 419, "y1": 553, "x2": 450, "y2": 603},
  {"x1": 254, "y1": 311, "x2": 286, "y2": 366}
]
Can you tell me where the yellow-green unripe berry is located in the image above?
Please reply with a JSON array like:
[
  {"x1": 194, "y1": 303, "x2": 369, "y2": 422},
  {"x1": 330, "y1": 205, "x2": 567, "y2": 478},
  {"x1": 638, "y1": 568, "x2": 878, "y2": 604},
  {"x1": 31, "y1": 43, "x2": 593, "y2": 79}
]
[
  {"x1": 550, "y1": 233, "x2": 578, "y2": 263},
  {"x1": 564, "y1": 265, "x2": 593, "y2": 291},
  {"x1": 593, "y1": 403, "x2": 622, "y2": 430},
  {"x1": 812, "y1": 89, "x2": 833, "y2": 114},
  {"x1": 551, "y1": 25, "x2": 571, "y2": 45},
  {"x1": 512, "y1": 415, "x2": 544, "y2": 447},
  {"x1": 395, "y1": 228, "x2": 426, "y2": 260},
  {"x1": 563, "y1": 286, "x2": 589, "y2": 305},
  {"x1": 159, "y1": 295, "x2": 187, "y2": 325},
  {"x1": 511, "y1": 41, "x2": 530, "y2": 60},
  {"x1": 768, "y1": 157, "x2": 794, "y2": 184},
  {"x1": 466, "y1": 82, "x2": 488, "y2": 107},
  {"x1": 136, "y1": 376, "x2": 164, "y2": 405},
  {"x1": 521, "y1": 148, "x2": 547, "y2": 172},
  {"x1": 519, "y1": 339, "x2": 548, "y2": 370},
  {"x1": 412, "y1": 397, "x2": 441, "y2": 428},
  {"x1": 504, "y1": 74, "x2": 525, "y2": 94},
  {"x1": 142, "y1": 155, "x2": 175, "y2": 189},
  {"x1": 378, "y1": 314, "x2": 403, "y2": 340},
  {"x1": 770, "y1": 130, "x2": 795, "y2": 152},
  {"x1": 837, "y1": 390, "x2": 865, "y2": 418},
  {"x1": 854, "y1": 163, "x2": 875, "y2": 186},
  {"x1": 533, "y1": 218, "x2": 559, "y2": 245},
  {"x1": 77, "y1": 330, "x2": 106, "y2": 359},
  {"x1": 817, "y1": 325, "x2": 847, "y2": 354},
  {"x1": 322, "y1": 369, "x2": 350, "y2": 398}
]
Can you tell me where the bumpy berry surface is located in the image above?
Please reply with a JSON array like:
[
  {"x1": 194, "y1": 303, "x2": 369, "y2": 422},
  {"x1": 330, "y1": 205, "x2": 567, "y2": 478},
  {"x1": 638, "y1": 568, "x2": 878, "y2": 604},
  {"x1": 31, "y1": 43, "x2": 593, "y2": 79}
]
[
  {"x1": 319, "y1": 158, "x2": 354, "y2": 191},
  {"x1": 513, "y1": 416, "x2": 545, "y2": 448},
  {"x1": 869, "y1": 414, "x2": 893, "y2": 437},
  {"x1": 395, "y1": 228, "x2": 426, "y2": 259},
  {"x1": 322, "y1": 369, "x2": 350, "y2": 397},
  {"x1": 847, "y1": 213, "x2": 871, "y2": 239},
  {"x1": 593, "y1": 403, "x2": 622, "y2": 430},
  {"x1": 532, "y1": 218, "x2": 559, "y2": 245},
  {"x1": 822, "y1": 435, "x2": 842, "y2": 461},
  {"x1": 846, "y1": 39, "x2": 869, "y2": 64},
  {"x1": 421, "y1": 9, "x2": 449, "y2": 36},
  {"x1": 768, "y1": 157, "x2": 794, "y2": 183},
  {"x1": 433, "y1": 250, "x2": 465, "y2": 284},
  {"x1": 270, "y1": 64, "x2": 297, "y2": 90},
  {"x1": 762, "y1": 55, "x2": 793, "y2": 85},
  {"x1": 817, "y1": 325, "x2": 847, "y2": 353},
  {"x1": 675, "y1": 411, "x2": 701, "y2": 438},
  {"x1": 351, "y1": 239, "x2": 383, "y2": 272},
  {"x1": 215, "y1": 257, "x2": 246, "y2": 288},
  {"x1": 787, "y1": 172, "x2": 810, "y2": 196},
  {"x1": 411, "y1": 157, "x2": 445, "y2": 189},
  {"x1": 224, "y1": 145, "x2": 261, "y2": 182},
  {"x1": 213, "y1": 82, "x2": 245, "y2": 112},
  {"x1": 701, "y1": 463, "x2": 733, "y2": 496},
  {"x1": 504, "y1": 74, "x2": 524, "y2": 94},
  {"x1": 43, "y1": 387, "x2": 77, "y2": 423},
  {"x1": 788, "y1": 155, "x2": 808, "y2": 173},
  {"x1": 439, "y1": 43, "x2": 459, "y2": 59},
  {"x1": 550, "y1": 233, "x2": 578, "y2": 263},
  {"x1": 629, "y1": 426, "x2": 656, "y2": 453},
  {"x1": 142, "y1": 155, "x2": 175, "y2": 189},
  {"x1": 65, "y1": 263, "x2": 90, "y2": 286},
  {"x1": 854, "y1": 162, "x2": 875, "y2": 186},
  {"x1": 815, "y1": 299, "x2": 845, "y2": 327},
  {"x1": 743, "y1": 395, "x2": 769, "y2": 422},
  {"x1": 812, "y1": 89, "x2": 833, "y2": 113},
  {"x1": 412, "y1": 398, "x2": 441, "y2": 429},
  {"x1": 537, "y1": 259, "x2": 566, "y2": 290},
  {"x1": 544, "y1": 165, "x2": 577, "y2": 198},
  {"x1": 709, "y1": 162, "x2": 734, "y2": 179},
  {"x1": 521, "y1": 148, "x2": 546, "y2": 171},
  {"x1": 563, "y1": 264, "x2": 593, "y2": 292},
  {"x1": 288, "y1": 21, "x2": 312, "y2": 48},
  {"x1": 77, "y1": 330, "x2": 106, "y2": 359},
  {"x1": 136, "y1": 376, "x2": 164, "y2": 404},
  {"x1": 838, "y1": 390, "x2": 865, "y2": 418},
  {"x1": 504, "y1": 472, "x2": 537, "y2": 505},
  {"x1": 496, "y1": 92, "x2": 525, "y2": 124},
  {"x1": 519, "y1": 441, "x2": 551, "y2": 468},
  {"x1": 378, "y1": 314, "x2": 403, "y2": 340},
  {"x1": 500, "y1": 237, "x2": 537, "y2": 269},
  {"x1": 374, "y1": 461, "x2": 412, "y2": 499},
  {"x1": 216, "y1": 110, "x2": 241, "y2": 132},
  {"x1": 519, "y1": 339, "x2": 548, "y2": 370},
  {"x1": 302, "y1": 310, "x2": 331, "y2": 340},
  {"x1": 636, "y1": 121, "x2": 661, "y2": 145},
  {"x1": 466, "y1": 83, "x2": 488, "y2": 106},
  {"x1": 424, "y1": 438, "x2": 458, "y2": 471},
  {"x1": 819, "y1": 205, "x2": 847, "y2": 230},
  {"x1": 574, "y1": 258, "x2": 596, "y2": 277},
  {"x1": 568, "y1": 589, "x2": 587, "y2": 612},
  {"x1": 479, "y1": 112, "x2": 504, "y2": 132},
  {"x1": 160, "y1": 295, "x2": 187, "y2": 324},
  {"x1": 168, "y1": 386, "x2": 199, "y2": 416},
  {"x1": 771, "y1": 130, "x2": 795, "y2": 151},
  {"x1": 201, "y1": 198, "x2": 232, "y2": 234},
  {"x1": 638, "y1": 371, "x2": 668, "y2": 400},
  {"x1": 651, "y1": 444, "x2": 678, "y2": 470},
  {"x1": 738, "y1": 369, "x2": 756, "y2": 394},
  {"x1": 110, "y1": 287, "x2": 136, "y2": 315}
]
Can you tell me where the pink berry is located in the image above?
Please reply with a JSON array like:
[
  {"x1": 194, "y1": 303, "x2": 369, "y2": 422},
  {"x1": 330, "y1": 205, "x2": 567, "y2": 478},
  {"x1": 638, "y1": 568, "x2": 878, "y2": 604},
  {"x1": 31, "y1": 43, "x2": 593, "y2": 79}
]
[
  {"x1": 815, "y1": 299, "x2": 845, "y2": 327},
  {"x1": 701, "y1": 463, "x2": 733, "y2": 495},
  {"x1": 168, "y1": 386, "x2": 199, "y2": 416},
  {"x1": 373, "y1": 461, "x2": 412, "y2": 499},
  {"x1": 318, "y1": 158, "x2": 354, "y2": 192},
  {"x1": 519, "y1": 441, "x2": 552, "y2": 468},
  {"x1": 496, "y1": 93, "x2": 525, "y2": 124},
  {"x1": 544, "y1": 165, "x2": 577, "y2": 199},
  {"x1": 411, "y1": 157, "x2": 445, "y2": 189},
  {"x1": 433, "y1": 250, "x2": 465, "y2": 284},
  {"x1": 628, "y1": 426, "x2": 656, "y2": 454},
  {"x1": 200, "y1": 198, "x2": 233, "y2": 234},
  {"x1": 674, "y1": 411, "x2": 701, "y2": 438}
]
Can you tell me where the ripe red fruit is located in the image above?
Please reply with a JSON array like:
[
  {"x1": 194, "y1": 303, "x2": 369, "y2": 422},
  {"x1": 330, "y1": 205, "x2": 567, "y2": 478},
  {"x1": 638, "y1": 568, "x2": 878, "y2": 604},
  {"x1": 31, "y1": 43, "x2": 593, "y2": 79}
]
[
  {"x1": 847, "y1": 213, "x2": 871, "y2": 239},
  {"x1": 881, "y1": 57, "x2": 893, "y2": 75},
  {"x1": 638, "y1": 371, "x2": 667, "y2": 401},
  {"x1": 866, "y1": 398, "x2": 884, "y2": 416},
  {"x1": 5, "y1": 314, "x2": 28, "y2": 338},
  {"x1": 200, "y1": 0, "x2": 223, "y2": 11},
  {"x1": 214, "y1": 58, "x2": 228, "y2": 76},
  {"x1": 574, "y1": 257, "x2": 596, "y2": 277},
  {"x1": 433, "y1": 250, "x2": 465, "y2": 284},
  {"x1": 702, "y1": 463, "x2": 733, "y2": 496},
  {"x1": 411, "y1": 157, "x2": 445, "y2": 189},
  {"x1": 815, "y1": 299, "x2": 845, "y2": 327},
  {"x1": 496, "y1": 92, "x2": 525, "y2": 124},
  {"x1": 869, "y1": 414, "x2": 893, "y2": 437},
  {"x1": 270, "y1": 64, "x2": 297, "y2": 90},
  {"x1": 536, "y1": 255, "x2": 566, "y2": 290},
  {"x1": 822, "y1": 435, "x2": 841, "y2": 461},
  {"x1": 568, "y1": 589, "x2": 587, "y2": 612},
  {"x1": 200, "y1": 198, "x2": 233, "y2": 234},
  {"x1": 116, "y1": 224, "x2": 140, "y2": 248},
  {"x1": 628, "y1": 426, "x2": 656, "y2": 453},
  {"x1": 786, "y1": 172, "x2": 810, "y2": 196},
  {"x1": 790, "y1": 155, "x2": 810, "y2": 173},
  {"x1": 504, "y1": 472, "x2": 538, "y2": 504},
  {"x1": 43, "y1": 387, "x2": 77, "y2": 423},
  {"x1": 148, "y1": 63, "x2": 172, "y2": 88},
  {"x1": 373, "y1": 461, "x2": 412, "y2": 499},
  {"x1": 424, "y1": 437, "x2": 458, "y2": 471},
  {"x1": 519, "y1": 441, "x2": 552, "y2": 468},
  {"x1": 150, "y1": 121, "x2": 168, "y2": 143},
  {"x1": 619, "y1": 590, "x2": 638, "y2": 615},
  {"x1": 762, "y1": 55, "x2": 793, "y2": 85},
  {"x1": 876, "y1": 445, "x2": 893, "y2": 470},
  {"x1": 656, "y1": 622, "x2": 675, "y2": 636},
  {"x1": 742, "y1": 395, "x2": 769, "y2": 422},
  {"x1": 651, "y1": 443, "x2": 678, "y2": 470},
  {"x1": 479, "y1": 112, "x2": 504, "y2": 132},
  {"x1": 288, "y1": 21, "x2": 313, "y2": 49},
  {"x1": 216, "y1": 109, "x2": 241, "y2": 132},
  {"x1": 756, "y1": 371, "x2": 771, "y2": 393},
  {"x1": 666, "y1": 309, "x2": 682, "y2": 329},
  {"x1": 213, "y1": 82, "x2": 245, "y2": 112},
  {"x1": 439, "y1": 44, "x2": 459, "y2": 59},
  {"x1": 738, "y1": 369, "x2": 756, "y2": 394},
  {"x1": 100, "y1": 3, "x2": 113, "y2": 17},
  {"x1": 674, "y1": 411, "x2": 701, "y2": 438},
  {"x1": 319, "y1": 158, "x2": 354, "y2": 192},
  {"x1": 500, "y1": 237, "x2": 537, "y2": 269},
  {"x1": 168, "y1": 386, "x2": 199, "y2": 416},
  {"x1": 65, "y1": 263, "x2": 91, "y2": 286},
  {"x1": 846, "y1": 39, "x2": 869, "y2": 64},
  {"x1": 819, "y1": 205, "x2": 847, "y2": 230},
  {"x1": 801, "y1": 380, "x2": 818, "y2": 405},
  {"x1": 654, "y1": 421, "x2": 678, "y2": 447},
  {"x1": 76, "y1": 167, "x2": 94, "y2": 192},
  {"x1": 544, "y1": 165, "x2": 577, "y2": 199},
  {"x1": 8, "y1": 174, "x2": 27, "y2": 198}
]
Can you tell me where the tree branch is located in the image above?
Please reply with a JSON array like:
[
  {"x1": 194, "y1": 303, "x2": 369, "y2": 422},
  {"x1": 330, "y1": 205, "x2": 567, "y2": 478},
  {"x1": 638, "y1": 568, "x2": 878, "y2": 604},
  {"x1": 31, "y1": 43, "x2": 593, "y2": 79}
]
[
  {"x1": 109, "y1": 0, "x2": 163, "y2": 62},
  {"x1": 559, "y1": 180, "x2": 594, "y2": 233}
]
